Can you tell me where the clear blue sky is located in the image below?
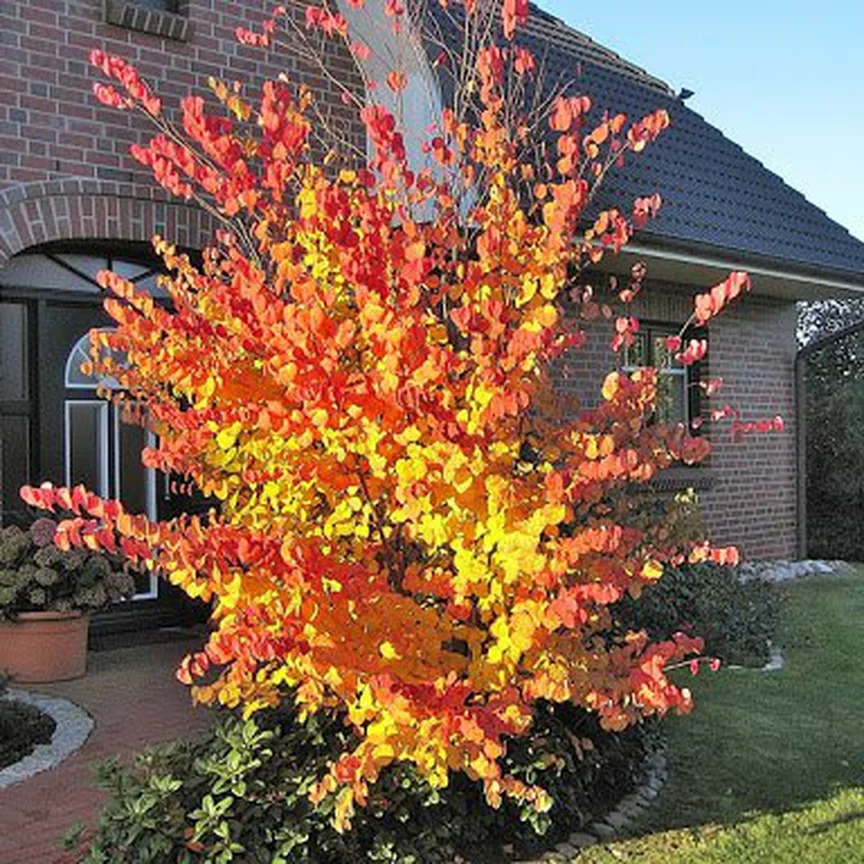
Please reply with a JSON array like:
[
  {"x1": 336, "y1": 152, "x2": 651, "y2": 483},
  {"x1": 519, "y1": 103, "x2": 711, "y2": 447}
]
[{"x1": 537, "y1": 1, "x2": 864, "y2": 241}]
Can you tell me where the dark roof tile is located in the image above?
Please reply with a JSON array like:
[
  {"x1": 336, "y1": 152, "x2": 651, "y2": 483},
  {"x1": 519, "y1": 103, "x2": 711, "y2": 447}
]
[{"x1": 428, "y1": 3, "x2": 864, "y2": 281}]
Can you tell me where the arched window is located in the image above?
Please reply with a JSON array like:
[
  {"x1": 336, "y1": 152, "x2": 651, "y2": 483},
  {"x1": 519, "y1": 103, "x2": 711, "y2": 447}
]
[
  {"x1": 64, "y1": 330, "x2": 121, "y2": 390},
  {"x1": 63, "y1": 329, "x2": 157, "y2": 599}
]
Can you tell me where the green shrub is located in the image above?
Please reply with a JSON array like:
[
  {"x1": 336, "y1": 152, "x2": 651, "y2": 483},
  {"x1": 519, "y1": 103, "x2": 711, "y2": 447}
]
[
  {"x1": 616, "y1": 562, "x2": 782, "y2": 668},
  {"x1": 70, "y1": 702, "x2": 656, "y2": 864},
  {"x1": 0, "y1": 696, "x2": 57, "y2": 770}
]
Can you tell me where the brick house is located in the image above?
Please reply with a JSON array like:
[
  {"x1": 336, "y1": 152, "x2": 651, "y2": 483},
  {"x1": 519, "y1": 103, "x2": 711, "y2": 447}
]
[{"x1": 1, "y1": 1, "x2": 863, "y2": 630}]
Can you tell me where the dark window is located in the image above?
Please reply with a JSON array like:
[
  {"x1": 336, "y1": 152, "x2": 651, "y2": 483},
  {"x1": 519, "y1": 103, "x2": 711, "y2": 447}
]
[
  {"x1": 130, "y1": 0, "x2": 179, "y2": 10},
  {"x1": 0, "y1": 416, "x2": 31, "y2": 524},
  {"x1": 0, "y1": 300, "x2": 36, "y2": 525},
  {"x1": 622, "y1": 323, "x2": 702, "y2": 428},
  {"x1": 104, "y1": 0, "x2": 189, "y2": 41},
  {"x1": 66, "y1": 401, "x2": 108, "y2": 495},
  {"x1": 0, "y1": 303, "x2": 28, "y2": 401}
]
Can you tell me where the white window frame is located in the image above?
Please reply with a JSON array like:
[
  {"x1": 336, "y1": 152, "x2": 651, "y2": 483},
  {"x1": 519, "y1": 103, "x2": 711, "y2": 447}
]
[
  {"x1": 64, "y1": 330, "x2": 158, "y2": 602},
  {"x1": 64, "y1": 331, "x2": 120, "y2": 390},
  {"x1": 622, "y1": 328, "x2": 690, "y2": 428}
]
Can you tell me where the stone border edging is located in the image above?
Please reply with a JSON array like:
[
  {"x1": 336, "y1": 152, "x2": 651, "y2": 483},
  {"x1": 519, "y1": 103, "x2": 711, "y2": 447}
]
[
  {"x1": 738, "y1": 558, "x2": 843, "y2": 584},
  {"x1": 0, "y1": 688, "x2": 94, "y2": 789},
  {"x1": 730, "y1": 558, "x2": 849, "y2": 675},
  {"x1": 508, "y1": 748, "x2": 669, "y2": 863}
]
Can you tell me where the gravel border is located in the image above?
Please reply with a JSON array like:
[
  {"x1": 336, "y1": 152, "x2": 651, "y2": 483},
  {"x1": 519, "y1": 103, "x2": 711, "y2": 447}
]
[
  {"x1": 0, "y1": 689, "x2": 94, "y2": 789},
  {"x1": 738, "y1": 558, "x2": 844, "y2": 584}
]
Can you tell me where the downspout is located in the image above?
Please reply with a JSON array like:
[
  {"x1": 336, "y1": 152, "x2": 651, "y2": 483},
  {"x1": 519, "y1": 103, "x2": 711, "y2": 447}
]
[
  {"x1": 795, "y1": 318, "x2": 864, "y2": 558},
  {"x1": 794, "y1": 350, "x2": 807, "y2": 558}
]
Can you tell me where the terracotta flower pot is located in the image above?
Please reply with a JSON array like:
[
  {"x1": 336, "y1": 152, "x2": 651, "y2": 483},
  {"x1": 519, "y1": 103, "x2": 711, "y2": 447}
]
[{"x1": 0, "y1": 611, "x2": 89, "y2": 683}]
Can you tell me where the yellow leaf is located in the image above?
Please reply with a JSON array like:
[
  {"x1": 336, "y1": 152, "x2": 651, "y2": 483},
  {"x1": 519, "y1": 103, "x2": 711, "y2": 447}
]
[
  {"x1": 601, "y1": 372, "x2": 620, "y2": 401},
  {"x1": 642, "y1": 560, "x2": 664, "y2": 581},
  {"x1": 379, "y1": 641, "x2": 400, "y2": 660},
  {"x1": 216, "y1": 423, "x2": 241, "y2": 450}
]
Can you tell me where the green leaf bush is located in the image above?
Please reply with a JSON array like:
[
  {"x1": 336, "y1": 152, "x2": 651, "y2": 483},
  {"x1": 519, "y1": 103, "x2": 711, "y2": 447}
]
[
  {"x1": 69, "y1": 702, "x2": 656, "y2": 863},
  {"x1": 0, "y1": 521, "x2": 137, "y2": 619},
  {"x1": 616, "y1": 562, "x2": 783, "y2": 668}
]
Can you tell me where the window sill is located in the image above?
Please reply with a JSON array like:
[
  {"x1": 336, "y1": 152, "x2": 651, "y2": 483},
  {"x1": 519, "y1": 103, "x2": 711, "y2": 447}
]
[
  {"x1": 104, "y1": 0, "x2": 190, "y2": 42},
  {"x1": 647, "y1": 467, "x2": 715, "y2": 493}
]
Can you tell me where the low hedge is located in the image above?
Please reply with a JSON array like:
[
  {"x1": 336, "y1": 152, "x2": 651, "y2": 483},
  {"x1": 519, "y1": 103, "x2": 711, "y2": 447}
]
[
  {"x1": 616, "y1": 561, "x2": 783, "y2": 668},
  {"x1": 69, "y1": 701, "x2": 656, "y2": 864}
]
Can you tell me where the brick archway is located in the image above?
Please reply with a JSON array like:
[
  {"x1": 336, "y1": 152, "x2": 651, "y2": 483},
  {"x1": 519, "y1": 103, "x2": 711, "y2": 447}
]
[{"x1": 0, "y1": 181, "x2": 218, "y2": 263}]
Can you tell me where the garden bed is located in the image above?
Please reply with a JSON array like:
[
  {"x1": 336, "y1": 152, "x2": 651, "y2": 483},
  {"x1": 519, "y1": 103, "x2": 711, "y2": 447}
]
[
  {"x1": 0, "y1": 695, "x2": 56, "y2": 771},
  {"x1": 0, "y1": 687, "x2": 94, "y2": 789}
]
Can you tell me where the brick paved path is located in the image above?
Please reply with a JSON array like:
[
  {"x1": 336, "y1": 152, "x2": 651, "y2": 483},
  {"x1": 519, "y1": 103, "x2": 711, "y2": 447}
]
[{"x1": 0, "y1": 638, "x2": 212, "y2": 864}]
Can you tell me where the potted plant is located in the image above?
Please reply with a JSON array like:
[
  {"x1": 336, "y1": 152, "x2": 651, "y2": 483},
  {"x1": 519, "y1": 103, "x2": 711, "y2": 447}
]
[{"x1": 0, "y1": 519, "x2": 137, "y2": 682}]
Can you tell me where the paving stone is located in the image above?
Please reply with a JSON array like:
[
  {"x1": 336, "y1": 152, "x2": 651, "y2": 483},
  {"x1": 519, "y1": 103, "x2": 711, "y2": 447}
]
[
  {"x1": 0, "y1": 639, "x2": 212, "y2": 864},
  {"x1": 554, "y1": 842, "x2": 579, "y2": 858},
  {"x1": 590, "y1": 821, "x2": 617, "y2": 840},
  {"x1": 567, "y1": 832, "x2": 599, "y2": 849},
  {"x1": 606, "y1": 810, "x2": 631, "y2": 830}
]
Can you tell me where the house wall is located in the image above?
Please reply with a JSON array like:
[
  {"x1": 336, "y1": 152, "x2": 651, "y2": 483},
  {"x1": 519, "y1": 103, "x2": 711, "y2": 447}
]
[
  {"x1": 0, "y1": 0, "x2": 365, "y2": 260},
  {"x1": 0, "y1": 2, "x2": 801, "y2": 561},
  {"x1": 553, "y1": 278, "x2": 798, "y2": 561},
  {"x1": 701, "y1": 292, "x2": 798, "y2": 559}
]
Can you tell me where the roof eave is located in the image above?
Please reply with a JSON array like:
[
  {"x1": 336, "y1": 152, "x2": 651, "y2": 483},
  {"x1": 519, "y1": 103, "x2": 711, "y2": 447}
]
[{"x1": 601, "y1": 236, "x2": 864, "y2": 301}]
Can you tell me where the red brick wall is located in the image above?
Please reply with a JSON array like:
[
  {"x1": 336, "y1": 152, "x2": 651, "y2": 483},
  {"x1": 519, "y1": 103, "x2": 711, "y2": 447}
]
[
  {"x1": 0, "y1": 0, "x2": 365, "y2": 258},
  {"x1": 553, "y1": 279, "x2": 798, "y2": 561},
  {"x1": 700, "y1": 294, "x2": 798, "y2": 559}
]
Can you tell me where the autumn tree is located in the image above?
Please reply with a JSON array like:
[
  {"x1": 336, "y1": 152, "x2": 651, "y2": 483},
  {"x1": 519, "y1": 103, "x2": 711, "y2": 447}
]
[{"x1": 24, "y1": 0, "x2": 766, "y2": 830}]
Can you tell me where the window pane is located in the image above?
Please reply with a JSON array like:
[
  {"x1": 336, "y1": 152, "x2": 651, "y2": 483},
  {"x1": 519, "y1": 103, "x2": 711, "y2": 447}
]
[
  {"x1": 623, "y1": 331, "x2": 648, "y2": 367},
  {"x1": 66, "y1": 340, "x2": 93, "y2": 388},
  {"x1": 1, "y1": 415, "x2": 30, "y2": 523},
  {"x1": 0, "y1": 303, "x2": 28, "y2": 400},
  {"x1": 67, "y1": 402, "x2": 107, "y2": 495},
  {"x1": 0, "y1": 254, "x2": 99, "y2": 292},
  {"x1": 652, "y1": 334, "x2": 676, "y2": 369},
  {"x1": 130, "y1": 0, "x2": 178, "y2": 9},
  {"x1": 113, "y1": 415, "x2": 158, "y2": 599},
  {"x1": 54, "y1": 254, "x2": 107, "y2": 281},
  {"x1": 111, "y1": 259, "x2": 149, "y2": 280},
  {"x1": 65, "y1": 330, "x2": 121, "y2": 389},
  {"x1": 116, "y1": 417, "x2": 150, "y2": 515},
  {"x1": 656, "y1": 371, "x2": 687, "y2": 425}
]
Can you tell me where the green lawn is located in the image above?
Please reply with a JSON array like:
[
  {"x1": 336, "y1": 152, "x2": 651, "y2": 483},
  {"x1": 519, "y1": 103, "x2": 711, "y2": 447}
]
[{"x1": 575, "y1": 566, "x2": 864, "y2": 863}]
